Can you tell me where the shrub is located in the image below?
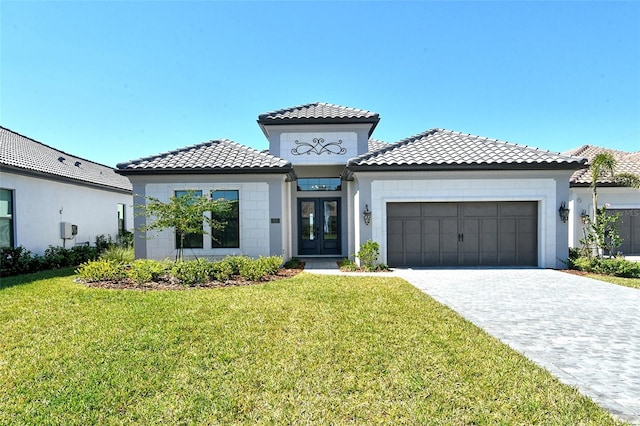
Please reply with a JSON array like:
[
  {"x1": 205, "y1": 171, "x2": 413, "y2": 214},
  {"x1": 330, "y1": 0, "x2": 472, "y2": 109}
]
[
  {"x1": 338, "y1": 258, "x2": 359, "y2": 272},
  {"x1": 127, "y1": 259, "x2": 169, "y2": 284},
  {"x1": 76, "y1": 260, "x2": 127, "y2": 282},
  {"x1": 100, "y1": 246, "x2": 134, "y2": 264},
  {"x1": 572, "y1": 256, "x2": 640, "y2": 278},
  {"x1": 43, "y1": 246, "x2": 76, "y2": 269},
  {"x1": 210, "y1": 259, "x2": 234, "y2": 282},
  {"x1": 283, "y1": 257, "x2": 303, "y2": 269},
  {"x1": 355, "y1": 240, "x2": 382, "y2": 272},
  {"x1": 258, "y1": 256, "x2": 283, "y2": 276},
  {"x1": 171, "y1": 259, "x2": 212, "y2": 286},
  {"x1": 224, "y1": 255, "x2": 251, "y2": 275},
  {"x1": 0, "y1": 246, "x2": 35, "y2": 276}
]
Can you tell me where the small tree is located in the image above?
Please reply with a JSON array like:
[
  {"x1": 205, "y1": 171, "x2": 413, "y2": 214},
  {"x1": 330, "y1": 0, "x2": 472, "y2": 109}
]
[
  {"x1": 579, "y1": 206, "x2": 622, "y2": 258},
  {"x1": 137, "y1": 191, "x2": 232, "y2": 261}
]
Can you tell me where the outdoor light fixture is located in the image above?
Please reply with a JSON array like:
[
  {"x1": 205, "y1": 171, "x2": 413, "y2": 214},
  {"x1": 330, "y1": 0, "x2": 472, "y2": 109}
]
[
  {"x1": 363, "y1": 204, "x2": 372, "y2": 225},
  {"x1": 558, "y1": 201, "x2": 570, "y2": 223},
  {"x1": 580, "y1": 209, "x2": 590, "y2": 224}
]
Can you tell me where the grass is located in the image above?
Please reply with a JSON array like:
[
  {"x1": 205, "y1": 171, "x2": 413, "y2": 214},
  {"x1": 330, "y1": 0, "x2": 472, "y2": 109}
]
[
  {"x1": 1, "y1": 271, "x2": 623, "y2": 425},
  {"x1": 585, "y1": 273, "x2": 640, "y2": 289}
]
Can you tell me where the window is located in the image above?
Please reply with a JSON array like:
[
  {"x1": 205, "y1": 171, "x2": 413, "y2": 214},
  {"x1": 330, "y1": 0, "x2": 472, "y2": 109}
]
[
  {"x1": 212, "y1": 190, "x2": 239, "y2": 248},
  {"x1": 117, "y1": 204, "x2": 126, "y2": 236},
  {"x1": 297, "y1": 178, "x2": 341, "y2": 191},
  {"x1": 0, "y1": 189, "x2": 14, "y2": 248},
  {"x1": 174, "y1": 190, "x2": 204, "y2": 249}
]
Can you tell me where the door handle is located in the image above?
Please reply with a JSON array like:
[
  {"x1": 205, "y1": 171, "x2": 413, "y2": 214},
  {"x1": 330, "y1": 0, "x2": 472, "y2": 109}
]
[{"x1": 458, "y1": 233, "x2": 464, "y2": 242}]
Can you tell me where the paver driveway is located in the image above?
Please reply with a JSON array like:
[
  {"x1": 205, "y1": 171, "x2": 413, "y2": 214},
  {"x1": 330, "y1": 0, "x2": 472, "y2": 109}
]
[{"x1": 396, "y1": 268, "x2": 640, "y2": 425}]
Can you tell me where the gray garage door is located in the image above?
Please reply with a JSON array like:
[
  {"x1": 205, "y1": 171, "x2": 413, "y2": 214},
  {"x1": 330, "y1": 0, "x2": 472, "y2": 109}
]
[
  {"x1": 608, "y1": 209, "x2": 640, "y2": 255},
  {"x1": 387, "y1": 202, "x2": 538, "y2": 267}
]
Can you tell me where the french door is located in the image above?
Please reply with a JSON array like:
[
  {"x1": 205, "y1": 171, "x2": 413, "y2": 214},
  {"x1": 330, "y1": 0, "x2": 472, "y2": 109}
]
[{"x1": 298, "y1": 198, "x2": 341, "y2": 255}]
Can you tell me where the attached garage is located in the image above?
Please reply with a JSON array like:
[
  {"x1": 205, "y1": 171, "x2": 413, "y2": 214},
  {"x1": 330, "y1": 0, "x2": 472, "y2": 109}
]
[{"x1": 387, "y1": 201, "x2": 538, "y2": 267}]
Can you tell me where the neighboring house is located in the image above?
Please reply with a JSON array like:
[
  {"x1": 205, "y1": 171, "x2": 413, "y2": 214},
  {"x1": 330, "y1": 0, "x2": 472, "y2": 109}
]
[
  {"x1": 0, "y1": 126, "x2": 133, "y2": 254},
  {"x1": 117, "y1": 102, "x2": 586, "y2": 269},
  {"x1": 564, "y1": 145, "x2": 640, "y2": 256}
]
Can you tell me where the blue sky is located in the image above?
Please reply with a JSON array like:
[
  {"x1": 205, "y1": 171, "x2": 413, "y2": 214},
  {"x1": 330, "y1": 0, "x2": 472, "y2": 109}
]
[{"x1": 2, "y1": 1, "x2": 639, "y2": 167}]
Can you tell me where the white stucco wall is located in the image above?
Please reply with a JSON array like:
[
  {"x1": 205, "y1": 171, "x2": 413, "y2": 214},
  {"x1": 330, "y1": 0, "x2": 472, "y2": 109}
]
[
  {"x1": 356, "y1": 171, "x2": 571, "y2": 269},
  {"x1": 143, "y1": 181, "x2": 271, "y2": 260},
  {"x1": 2, "y1": 171, "x2": 133, "y2": 255}
]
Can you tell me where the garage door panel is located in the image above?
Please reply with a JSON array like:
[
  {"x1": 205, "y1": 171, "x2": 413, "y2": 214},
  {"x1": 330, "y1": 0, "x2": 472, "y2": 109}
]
[
  {"x1": 422, "y1": 203, "x2": 458, "y2": 217},
  {"x1": 388, "y1": 203, "x2": 421, "y2": 217},
  {"x1": 500, "y1": 202, "x2": 537, "y2": 216},
  {"x1": 608, "y1": 209, "x2": 640, "y2": 255},
  {"x1": 464, "y1": 202, "x2": 498, "y2": 217}
]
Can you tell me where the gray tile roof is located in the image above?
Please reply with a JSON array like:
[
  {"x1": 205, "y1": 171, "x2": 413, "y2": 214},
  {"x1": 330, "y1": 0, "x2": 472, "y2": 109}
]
[
  {"x1": 0, "y1": 126, "x2": 132, "y2": 192},
  {"x1": 367, "y1": 139, "x2": 388, "y2": 152},
  {"x1": 258, "y1": 102, "x2": 379, "y2": 122},
  {"x1": 349, "y1": 129, "x2": 586, "y2": 171},
  {"x1": 117, "y1": 139, "x2": 293, "y2": 175},
  {"x1": 564, "y1": 145, "x2": 640, "y2": 185}
]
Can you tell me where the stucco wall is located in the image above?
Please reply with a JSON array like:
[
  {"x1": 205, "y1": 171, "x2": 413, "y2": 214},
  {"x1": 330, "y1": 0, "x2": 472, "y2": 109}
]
[
  {"x1": 2, "y1": 171, "x2": 133, "y2": 255},
  {"x1": 128, "y1": 174, "x2": 287, "y2": 261},
  {"x1": 354, "y1": 170, "x2": 574, "y2": 269}
]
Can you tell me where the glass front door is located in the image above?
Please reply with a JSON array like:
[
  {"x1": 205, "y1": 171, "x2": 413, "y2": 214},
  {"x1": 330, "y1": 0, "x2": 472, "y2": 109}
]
[{"x1": 298, "y1": 198, "x2": 341, "y2": 255}]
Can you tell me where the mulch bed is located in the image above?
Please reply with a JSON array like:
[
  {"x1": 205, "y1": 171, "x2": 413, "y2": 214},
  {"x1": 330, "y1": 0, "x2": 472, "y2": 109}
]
[{"x1": 77, "y1": 268, "x2": 303, "y2": 291}]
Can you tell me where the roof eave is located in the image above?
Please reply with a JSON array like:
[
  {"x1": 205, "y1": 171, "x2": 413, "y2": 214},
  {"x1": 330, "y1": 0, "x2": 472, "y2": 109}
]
[
  {"x1": 1, "y1": 164, "x2": 132, "y2": 194},
  {"x1": 257, "y1": 117, "x2": 381, "y2": 137},
  {"x1": 346, "y1": 162, "x2": 587, "y2": 173},
  {"x1": 116, "y1": 166, "x2": 296, "y2": 180}
]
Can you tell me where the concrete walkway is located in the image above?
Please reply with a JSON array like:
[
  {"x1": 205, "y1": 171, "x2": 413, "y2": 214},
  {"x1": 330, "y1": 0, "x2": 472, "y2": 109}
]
[{"x1": 303, "y1": 261, "x2": 640, "y2": 424}]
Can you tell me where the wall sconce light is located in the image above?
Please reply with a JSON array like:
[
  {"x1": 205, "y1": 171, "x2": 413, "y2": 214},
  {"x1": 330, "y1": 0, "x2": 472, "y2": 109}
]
[
  {"x1": 363, "y1": 204, "x2": 372, "y2": 225},
  {"x1": 558, "y1": 201, "x2": 570, "y2": 223},
  {"x1": 580, "y1": 209, "x2": 590, "y2": 225}
]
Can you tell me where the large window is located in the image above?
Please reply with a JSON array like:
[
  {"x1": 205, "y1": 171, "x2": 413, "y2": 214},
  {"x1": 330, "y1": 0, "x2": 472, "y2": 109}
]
[
  {"x1": 212, "y1": 190, "x2": 239, "y2": 248},
  {"x1": 174, "y1": 190, "x2": 204, "y2": 249},
  {"x1": 0, "y1": 189, "x2": 14, "y2": 248}
]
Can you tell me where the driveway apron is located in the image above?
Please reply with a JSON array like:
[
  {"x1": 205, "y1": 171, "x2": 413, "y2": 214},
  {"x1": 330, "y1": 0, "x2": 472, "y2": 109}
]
[{"x1": 396, "y1": 268, "x2": 640, "y2": 424}]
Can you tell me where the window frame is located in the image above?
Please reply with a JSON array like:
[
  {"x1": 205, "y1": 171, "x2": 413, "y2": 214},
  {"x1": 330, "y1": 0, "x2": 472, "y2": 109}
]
[
  {"x1": 174, "y1": 190, "x2": 204, "y2": 250},
  {"x1": 0, "y1": 188, "x2": 14, "y2": 249},
  {"x1": 211, "y1": 190, "x2": 240, "y2": 249}
]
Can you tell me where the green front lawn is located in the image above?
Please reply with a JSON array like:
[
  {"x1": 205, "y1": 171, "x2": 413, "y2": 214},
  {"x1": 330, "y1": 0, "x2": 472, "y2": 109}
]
[
  {"x1": 586, "y1": 273, "x2": 640, "y2": 290},
  {"x1": 0, "y1": 271, "x2": 622, "y2": 425}
]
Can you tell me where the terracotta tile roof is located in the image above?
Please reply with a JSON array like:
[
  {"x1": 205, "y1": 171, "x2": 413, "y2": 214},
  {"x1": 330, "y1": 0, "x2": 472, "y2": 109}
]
[
  {"x1": 563, "y1": 145, "x2": 640, "y2": 185},
  {"x1": 0, "y1": 126, "x2": 132, "y2": 192},
  {"x1": 258, "y1": 102, "x2": 379, "y2": 122},
  {"x1": 117, "y1": 139, "x2": 292, "y2": 174},
  {"x1": 349, "y1": 129, "x2": 586, "y2": 171}
]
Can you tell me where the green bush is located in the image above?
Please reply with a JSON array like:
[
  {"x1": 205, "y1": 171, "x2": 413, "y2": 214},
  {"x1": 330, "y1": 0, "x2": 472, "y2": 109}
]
[
  {"x1": 224, "y1": 255, "x2": 251, "y2": 275},
  {"x1": 171, "y1": 259, "x2": 213, "y2": 286},
  {"x1": 76, "y1": 260, "x2": 127, "y2": 282},
  {"x1": 338, "y1": 258, "x2": 359, "y2": 272},
  {"x1": 127, "y1": 259, "x2": 169, "y2": 284},
  {"x1": 572, "y1": 256, "x2": 640, "y2": 278},
  {"x1": 100, "y1": 246, "x2": 134, "y2": 263},
  {"x1": 0, "y1": 246, "x2": 36, "y2": 276},
  {"x1": 210, "y1": 259, "x2": 234, "y2": 282},
  {"x1": 258, "y1": 256, "x2": 283, "y2": 276},
  {"x1": 355, "y1": 240, "x2": 389, "y2": 272}
]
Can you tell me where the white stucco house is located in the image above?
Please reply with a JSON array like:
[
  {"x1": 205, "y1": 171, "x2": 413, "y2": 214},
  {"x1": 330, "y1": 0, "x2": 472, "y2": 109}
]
[
  {"x1": 565, "y1": 145, "x2": 640, "y2": 256},
  {"x1": 117, "y1": 102, "x2": 588, "y2": 269},
  {"x1": 0, "y1": 126, "x2": 133, "y2": 255}
]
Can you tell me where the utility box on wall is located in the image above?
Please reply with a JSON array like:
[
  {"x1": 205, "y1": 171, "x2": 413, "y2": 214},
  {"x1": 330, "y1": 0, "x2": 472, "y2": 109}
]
[{"x1": 60, "y1": 222, "x2": 78, "y2": 239}]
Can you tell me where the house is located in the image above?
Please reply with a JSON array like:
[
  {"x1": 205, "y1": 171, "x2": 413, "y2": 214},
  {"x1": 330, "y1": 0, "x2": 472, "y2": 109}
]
[
  {"x1": 564, "y1": 145, "x2": 640, "y2": 256},
  {"x1": 117, "y1": 102, "x2": 587, "y2": 269},
  {"x1": 0, "y1": 126, "x2": 133, "y2": 254}
]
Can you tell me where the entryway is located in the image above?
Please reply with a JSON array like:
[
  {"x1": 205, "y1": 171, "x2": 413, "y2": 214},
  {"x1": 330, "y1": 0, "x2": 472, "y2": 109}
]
[
  {"x1": 298, "y1": 198, "x2": 341, "y2": 256},
  {"x1": 387, "y1": 201, "x2": 538, "y2": 267}
]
